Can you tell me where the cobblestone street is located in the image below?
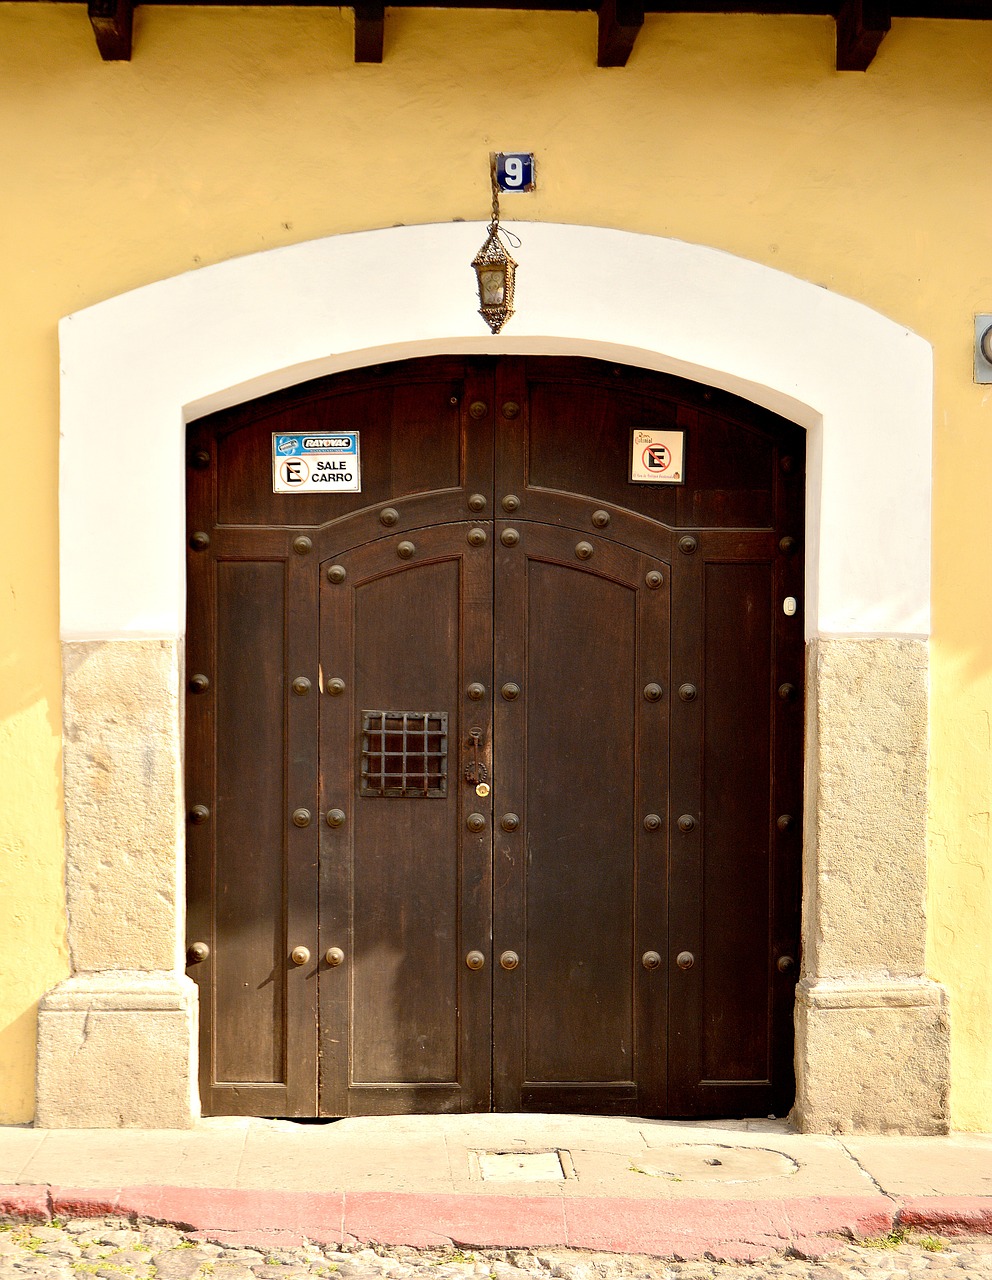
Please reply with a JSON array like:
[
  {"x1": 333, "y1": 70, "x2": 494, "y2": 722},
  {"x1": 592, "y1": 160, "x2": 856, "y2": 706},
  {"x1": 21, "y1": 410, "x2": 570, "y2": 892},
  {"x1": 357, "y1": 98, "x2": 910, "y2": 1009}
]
[{"x1": 2, "y1": 1221, "x2": 992, "y2": 1280}]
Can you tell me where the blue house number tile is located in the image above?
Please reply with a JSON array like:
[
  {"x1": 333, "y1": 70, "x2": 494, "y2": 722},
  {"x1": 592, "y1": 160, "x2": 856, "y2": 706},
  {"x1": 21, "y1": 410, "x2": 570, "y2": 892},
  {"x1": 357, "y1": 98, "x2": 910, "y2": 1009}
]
[{"x1": 496, "y1": 153, "x2": 535, "y2": 192}]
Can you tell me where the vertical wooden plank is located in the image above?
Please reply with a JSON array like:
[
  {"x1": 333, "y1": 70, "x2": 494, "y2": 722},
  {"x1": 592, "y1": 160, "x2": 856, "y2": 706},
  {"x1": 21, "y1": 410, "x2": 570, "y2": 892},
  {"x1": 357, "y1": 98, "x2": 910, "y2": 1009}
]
[
  {"x1": 700, "y1": 559, "x2": 774, "y2": 1083},
  {"x1": 491, "y1": 522, "x2": 525, "y2": 1111},
  {"x1": 633, "y1": 551, "x2": 671, "y2": 1116},
  {"x1": 317, "y1": 545, "x2": 355, "y2": 1116},
  {"x1": 492, "y1": 358, "x2": 527, "y2": 1112},
  {"x1": 666, "y1": 537, "x2": 705, "y2": 1112},
  {"x1": 522, "y1": 557, "x2": 637, "y2": 1086},
  {"x1": 213, "y1": 559, "x2": 288, "y2": 1084},
  {"x1": 184, "y1": 424, "x2": 217, "y2": 1111},
  {"x1": 284, "y1": 545, "x2": 320, "y2": 1115},
  {"x1": 770, "y1": 436, "x2": 807, "y2": 1114}
]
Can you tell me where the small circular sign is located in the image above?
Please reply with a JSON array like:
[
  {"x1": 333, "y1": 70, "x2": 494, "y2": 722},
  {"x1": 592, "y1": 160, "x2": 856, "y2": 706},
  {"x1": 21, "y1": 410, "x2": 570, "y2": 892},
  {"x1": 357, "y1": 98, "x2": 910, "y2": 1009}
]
[
  {"x1": 279, "y1": 457, "x2": 310, "y2": 486},
  {"x1": 642, "y1": 443, "x2": 672, "y2": 473}
]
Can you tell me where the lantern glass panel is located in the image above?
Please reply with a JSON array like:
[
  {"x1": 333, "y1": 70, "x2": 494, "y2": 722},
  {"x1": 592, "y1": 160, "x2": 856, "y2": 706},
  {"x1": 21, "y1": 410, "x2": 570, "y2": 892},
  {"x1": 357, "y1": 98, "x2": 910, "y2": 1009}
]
[{"x1": 478, "y1": 267, "x2": 506, "y2": 306}]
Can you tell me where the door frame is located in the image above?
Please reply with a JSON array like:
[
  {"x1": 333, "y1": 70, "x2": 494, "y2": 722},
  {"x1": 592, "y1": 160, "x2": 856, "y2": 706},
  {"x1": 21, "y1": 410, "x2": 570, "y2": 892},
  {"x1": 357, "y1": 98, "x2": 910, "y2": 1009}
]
[{"x1": 42, "y1": 222, "x2": 950, "y2": 1134}]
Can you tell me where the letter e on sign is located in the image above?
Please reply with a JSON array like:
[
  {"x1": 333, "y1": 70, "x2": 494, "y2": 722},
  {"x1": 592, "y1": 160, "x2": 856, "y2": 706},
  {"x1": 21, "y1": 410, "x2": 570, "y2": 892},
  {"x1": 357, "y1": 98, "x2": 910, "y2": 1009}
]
[
  {"x1": 280, "y1": 457, "x2": 310, "y2": 487},
  {"x1": 630, "y1": 428, "x2": 686, "y2": 485}
]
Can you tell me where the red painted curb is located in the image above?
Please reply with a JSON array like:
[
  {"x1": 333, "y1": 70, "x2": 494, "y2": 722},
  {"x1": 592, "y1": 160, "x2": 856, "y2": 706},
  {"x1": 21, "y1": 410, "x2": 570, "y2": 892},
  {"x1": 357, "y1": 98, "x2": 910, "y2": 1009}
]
[
  {"x1": 0, "y1": 1186, "x2": 49, "y2": 1223},
  {"x1": 117, "y1": 1187, "x2": 347, "y2": 1238},
  {"x1": 561, "y1": 1194, "x2": 896, "y2": 1260},
  {"x1": 3, "y1": 1185, "x2": 992, "y2": 1259},
  {"x1": 51, "y1": 1188, "x2": 122, "y2": 1218},
  {"x1": 898, "y1": 1197, "x2": 992, "y2": 1234},
  {"x1": 343, "y1": 1192, "x2": 567, "y2": 1249}
]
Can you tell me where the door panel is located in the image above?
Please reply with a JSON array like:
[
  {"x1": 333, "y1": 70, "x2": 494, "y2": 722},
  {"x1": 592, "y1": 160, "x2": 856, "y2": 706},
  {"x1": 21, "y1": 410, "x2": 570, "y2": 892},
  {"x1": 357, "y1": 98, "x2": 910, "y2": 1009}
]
[
  {"x1": 492, "y1": 521, "x2": 670, "y2": 1114},
  {"x1": 700, "y1": 559, "x2": 774, "y2": 1084},
  {"x1": 667, "y1": 542, "x2": 798, "y2": 1116},
  {"x1": 318, "y1": 522, "x2": 493, "y2": 1115},
  {"x1": 510, "y1": 360, "x2": 778, "y2": 535},
  {"x1": 523, "y1": 560, "x2": 637, "y2": 1085},
  {"x1": 213, "y1": 560, "x2": 289, "y2": 1085},
  {"x1": 185, "y1": 539, "x2": 319, "y2": 1117},
  {"x1": 215, "y1": 368, "x2": 470, "y2": 528}
]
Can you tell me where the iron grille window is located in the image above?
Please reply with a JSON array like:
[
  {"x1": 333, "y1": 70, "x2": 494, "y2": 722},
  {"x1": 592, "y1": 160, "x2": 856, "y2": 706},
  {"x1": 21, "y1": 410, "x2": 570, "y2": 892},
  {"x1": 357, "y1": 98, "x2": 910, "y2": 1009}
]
[{"x1": 360, "y1": 711, "x2": 448, "y2": 798}]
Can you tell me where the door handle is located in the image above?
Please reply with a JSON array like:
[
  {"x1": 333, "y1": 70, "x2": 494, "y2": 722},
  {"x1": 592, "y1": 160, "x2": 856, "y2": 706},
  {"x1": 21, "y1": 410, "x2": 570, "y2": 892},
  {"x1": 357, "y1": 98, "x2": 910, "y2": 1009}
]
[{"x1": 464, "y1": 727, "x2": 490, "y2": 795}]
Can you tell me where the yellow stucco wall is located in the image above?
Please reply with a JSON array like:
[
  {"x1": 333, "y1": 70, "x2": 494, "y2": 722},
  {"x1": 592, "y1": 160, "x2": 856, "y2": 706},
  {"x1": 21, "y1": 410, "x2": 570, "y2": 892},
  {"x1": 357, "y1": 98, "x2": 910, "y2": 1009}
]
[{"x1": 1, "y1": 6, "x2": 991, "y2": 1127}]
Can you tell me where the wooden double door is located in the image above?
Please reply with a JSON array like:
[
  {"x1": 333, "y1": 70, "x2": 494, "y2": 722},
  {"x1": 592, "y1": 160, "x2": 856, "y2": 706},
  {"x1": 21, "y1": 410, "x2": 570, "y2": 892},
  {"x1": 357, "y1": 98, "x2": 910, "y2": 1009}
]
[{"x1": 186, "y1": 357, "x2": 804, "y2": 1120}]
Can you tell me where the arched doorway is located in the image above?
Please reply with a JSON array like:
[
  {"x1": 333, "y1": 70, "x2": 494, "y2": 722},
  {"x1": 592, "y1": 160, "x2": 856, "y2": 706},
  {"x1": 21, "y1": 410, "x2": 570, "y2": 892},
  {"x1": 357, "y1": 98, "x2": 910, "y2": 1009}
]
[
  {"x1": 42, "y1": 223, "x2": 947, "y2": 1134},
  {"x1": 185, "y1": 355, "x2": 805, "y2": 1118}
]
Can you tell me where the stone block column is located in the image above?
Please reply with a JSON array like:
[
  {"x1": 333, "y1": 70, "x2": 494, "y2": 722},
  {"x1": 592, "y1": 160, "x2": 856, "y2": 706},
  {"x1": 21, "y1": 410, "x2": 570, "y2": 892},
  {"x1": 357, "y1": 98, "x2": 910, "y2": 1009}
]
[
  {"x1": 36, "y1": 639, "x2": 197, "y2": 1128},
  {"x1": 793, "y1": 637, "x2": 950, "y2": 1135}
]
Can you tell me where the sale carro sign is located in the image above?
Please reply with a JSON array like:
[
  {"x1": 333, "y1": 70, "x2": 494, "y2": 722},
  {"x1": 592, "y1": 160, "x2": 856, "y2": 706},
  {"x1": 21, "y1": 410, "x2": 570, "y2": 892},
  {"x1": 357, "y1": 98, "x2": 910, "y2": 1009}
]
[{"x1": 272, "y1": 432, "x2": 361, "y2": 493}]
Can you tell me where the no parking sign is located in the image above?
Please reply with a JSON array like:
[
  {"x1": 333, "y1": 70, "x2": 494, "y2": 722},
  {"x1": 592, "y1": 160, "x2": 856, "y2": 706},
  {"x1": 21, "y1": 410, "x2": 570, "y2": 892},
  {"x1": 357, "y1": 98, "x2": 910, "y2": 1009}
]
[
  {"x1": 272, "y1": 432, "x2": 361, "y2": 493},
  {"x1": 630, "y1": 428, "x2": 685, "y2": 485}
]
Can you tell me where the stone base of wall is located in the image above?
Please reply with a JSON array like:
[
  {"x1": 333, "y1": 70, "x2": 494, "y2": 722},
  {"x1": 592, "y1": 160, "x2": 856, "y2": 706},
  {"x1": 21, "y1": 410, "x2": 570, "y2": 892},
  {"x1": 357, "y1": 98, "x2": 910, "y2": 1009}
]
[
  {"x1": 793, "y1": 978, "x2": 950, "y2": 1135},
  {"x1": 35, "y1": 973, "x2": 198, "y2": 1128}
]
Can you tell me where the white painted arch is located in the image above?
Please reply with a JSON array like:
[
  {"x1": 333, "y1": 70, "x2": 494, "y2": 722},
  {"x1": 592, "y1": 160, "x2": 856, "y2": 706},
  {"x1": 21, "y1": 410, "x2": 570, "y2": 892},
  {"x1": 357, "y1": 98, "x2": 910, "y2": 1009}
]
[
  {"x1": 45, "y1": 221, "x2": 947, "y2": 1132},
  {"x1": 59, "y1": 221, "x2": 932, "y2": 643}
]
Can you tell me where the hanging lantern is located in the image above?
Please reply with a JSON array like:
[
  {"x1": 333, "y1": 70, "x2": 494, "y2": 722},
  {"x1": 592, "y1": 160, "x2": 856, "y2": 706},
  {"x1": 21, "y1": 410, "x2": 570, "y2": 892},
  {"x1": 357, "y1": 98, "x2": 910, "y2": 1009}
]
[
  {"x1": 472, "y1": 226, "x2": 517, "y2": 335},
  {"x1": 472, "y1": 156, "x2": 517, "y2": 335}
]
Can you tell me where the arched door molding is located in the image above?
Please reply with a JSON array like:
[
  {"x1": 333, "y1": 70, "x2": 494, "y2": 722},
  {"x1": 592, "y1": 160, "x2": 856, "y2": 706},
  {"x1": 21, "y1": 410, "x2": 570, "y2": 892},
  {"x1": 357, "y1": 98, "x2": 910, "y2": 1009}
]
[{"x1": 39, "y1": 223, "x2": 949, "y2": 1133}]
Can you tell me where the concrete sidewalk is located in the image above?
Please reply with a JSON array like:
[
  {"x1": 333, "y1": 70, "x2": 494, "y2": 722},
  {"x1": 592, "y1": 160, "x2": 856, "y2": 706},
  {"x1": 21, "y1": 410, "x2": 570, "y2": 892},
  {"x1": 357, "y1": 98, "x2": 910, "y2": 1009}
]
[{"x1": 1, "y1": 1116, "x2": 991, "y2": 1259}]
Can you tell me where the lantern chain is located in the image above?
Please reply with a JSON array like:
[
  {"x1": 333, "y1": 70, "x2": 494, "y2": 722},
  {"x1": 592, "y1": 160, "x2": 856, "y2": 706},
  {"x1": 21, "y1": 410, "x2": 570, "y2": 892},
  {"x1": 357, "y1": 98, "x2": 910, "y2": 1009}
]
[{"x1": 490, "y1": 154, "x2": 501, "y2": 231}]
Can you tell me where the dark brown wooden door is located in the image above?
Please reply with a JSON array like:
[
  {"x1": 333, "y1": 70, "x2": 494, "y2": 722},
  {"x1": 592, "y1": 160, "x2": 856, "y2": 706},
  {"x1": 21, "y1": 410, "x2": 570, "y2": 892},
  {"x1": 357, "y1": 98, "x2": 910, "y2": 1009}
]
[
  {"x1": 491, "y1": 519, "x2": 670, "y2": 1114},
  {"x1": 317, "y1": 521, "x2": 494, "y2": 1114},
  {"x1": 186, "y1": 355, "x2": 804, "y2": 1119}
]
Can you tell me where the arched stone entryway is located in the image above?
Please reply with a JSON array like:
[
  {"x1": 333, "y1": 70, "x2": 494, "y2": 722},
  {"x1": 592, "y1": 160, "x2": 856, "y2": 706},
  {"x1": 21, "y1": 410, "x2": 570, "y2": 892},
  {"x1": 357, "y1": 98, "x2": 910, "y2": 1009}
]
[{"x1": 40, "y1": 223, "x2": 949, "y2": 1133}]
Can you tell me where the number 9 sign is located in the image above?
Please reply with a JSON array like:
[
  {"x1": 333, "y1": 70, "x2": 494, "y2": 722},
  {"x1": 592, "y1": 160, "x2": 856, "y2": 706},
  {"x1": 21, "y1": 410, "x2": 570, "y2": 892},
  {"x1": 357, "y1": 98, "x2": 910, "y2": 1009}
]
[{"x1": 496, "y1": 153, "x2": 536, "y2": 193}]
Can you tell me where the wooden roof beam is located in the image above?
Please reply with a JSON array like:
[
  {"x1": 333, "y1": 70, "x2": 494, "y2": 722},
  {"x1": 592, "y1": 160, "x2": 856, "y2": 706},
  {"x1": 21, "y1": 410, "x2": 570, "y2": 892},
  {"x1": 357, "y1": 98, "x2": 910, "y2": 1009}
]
[
  {"x1": 88, "y1": 0, "x2": 133, "y2": 59},
  {"x1": 598, "y1": 0, "x2": 644, "y2": 66},
  {"x1": 836, "y1": 0, "x2": 890, "y2": 70},
  {"x1": 354, "y1": 0, "x2": 384, "y2": 62}
]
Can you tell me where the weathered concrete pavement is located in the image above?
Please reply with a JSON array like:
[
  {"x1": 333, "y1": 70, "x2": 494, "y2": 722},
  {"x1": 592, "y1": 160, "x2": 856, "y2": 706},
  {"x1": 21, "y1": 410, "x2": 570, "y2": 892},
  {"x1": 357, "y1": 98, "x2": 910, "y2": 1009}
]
[{"x1": 0, "y1": 1117, "x2": 990, "y2": 1262}]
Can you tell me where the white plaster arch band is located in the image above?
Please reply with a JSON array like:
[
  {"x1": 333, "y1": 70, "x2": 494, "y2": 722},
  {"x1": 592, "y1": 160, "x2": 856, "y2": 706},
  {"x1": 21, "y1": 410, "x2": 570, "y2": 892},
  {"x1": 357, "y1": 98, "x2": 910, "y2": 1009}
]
[{"x1": 59, "y1": 222, "x2": 932, "y2": 643}]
